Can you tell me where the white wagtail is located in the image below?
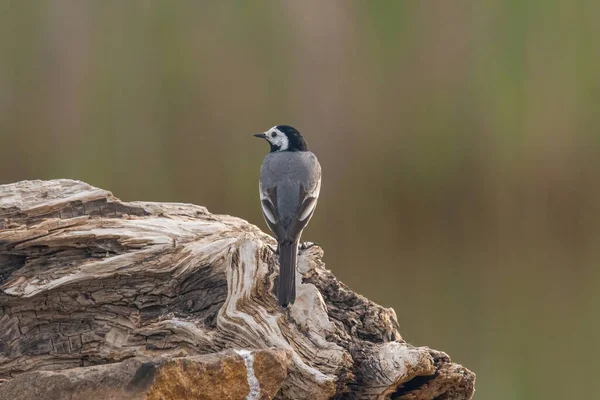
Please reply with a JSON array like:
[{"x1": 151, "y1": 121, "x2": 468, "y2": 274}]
[{"x1": 254, "y1": 125, "x2": 322, "y2": 306}]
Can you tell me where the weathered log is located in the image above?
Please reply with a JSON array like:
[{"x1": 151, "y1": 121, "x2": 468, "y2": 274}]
[
  {"x1": 0, "y1": 348, "x2": 290, "y2": 400},
  {"x1": 0, "y1": 179, "x2": 475, "y2": 399}
]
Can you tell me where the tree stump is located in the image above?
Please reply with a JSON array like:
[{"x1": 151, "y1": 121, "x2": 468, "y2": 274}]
[{"x1": 0, "y1": 180, "x2": 475, "y2": 400}]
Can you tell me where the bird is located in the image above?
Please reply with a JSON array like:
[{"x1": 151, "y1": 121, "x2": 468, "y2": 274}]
[{"x1": 254, "y1": 125, "x2": 322, "y2": 306}]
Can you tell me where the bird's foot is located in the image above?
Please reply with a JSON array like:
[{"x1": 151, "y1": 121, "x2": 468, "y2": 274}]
[{"x1": 299, "y1": 241, "x2": 319, "y2": 250}]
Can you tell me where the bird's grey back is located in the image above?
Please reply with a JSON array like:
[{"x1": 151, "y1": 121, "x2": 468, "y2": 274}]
[{"x1": 260, "y1": 151, "x2": 321, "y2": 222}]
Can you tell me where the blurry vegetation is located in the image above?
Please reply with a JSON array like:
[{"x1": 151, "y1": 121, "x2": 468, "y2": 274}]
[{"x1": 1, "y1": 1, "x2": 599, "y2": 398}]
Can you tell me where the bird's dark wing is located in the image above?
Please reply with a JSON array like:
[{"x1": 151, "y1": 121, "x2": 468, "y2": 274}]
[
  {"x1": 285, "y1": 179, "x2": 321, "y2": 242},
  {"x1": 260, "y1": 186, "x2": 286, "y2": 239}
]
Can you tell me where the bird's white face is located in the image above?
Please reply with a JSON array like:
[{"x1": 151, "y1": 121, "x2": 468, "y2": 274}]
[{"x1": 264, "y1": 127, "x2": 289, "y2": 151}]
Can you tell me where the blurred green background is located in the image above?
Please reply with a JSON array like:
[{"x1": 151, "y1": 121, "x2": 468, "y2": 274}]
[{"x1": 1, "y1": 1, "x2": 599, "y2": 398}]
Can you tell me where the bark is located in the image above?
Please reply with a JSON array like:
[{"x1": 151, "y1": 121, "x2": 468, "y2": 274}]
[{"x1": 0, "y1": 179, "x2": 475, "y2": 400}]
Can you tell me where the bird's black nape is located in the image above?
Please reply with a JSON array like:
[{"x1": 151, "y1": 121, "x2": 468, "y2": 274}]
[{"x1": 276, "y1": 125, "x2": 308, "y2": 152}]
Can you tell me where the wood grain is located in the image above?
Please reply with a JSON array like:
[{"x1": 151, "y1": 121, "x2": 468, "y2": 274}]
[{"x1": 0, "y1": 179, "x2": 475, "y2": 399}]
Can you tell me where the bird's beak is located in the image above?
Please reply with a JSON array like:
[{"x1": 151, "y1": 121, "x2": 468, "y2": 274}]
[{"x1": 253, "y1": 133, "x2": 267, "y2": 139}]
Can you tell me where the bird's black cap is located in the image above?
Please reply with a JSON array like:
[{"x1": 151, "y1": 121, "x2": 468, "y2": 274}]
[
  {"x1": 254, "y1": 125, "x2": 308, "y2": 152},
  {"x1": 275, "y1": 125, "x2": 308, "y2": 152}
]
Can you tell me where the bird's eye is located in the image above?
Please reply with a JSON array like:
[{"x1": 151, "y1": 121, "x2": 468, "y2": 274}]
[{"x1": 271, "y1": 132, "x2": 277, "y2": 138}]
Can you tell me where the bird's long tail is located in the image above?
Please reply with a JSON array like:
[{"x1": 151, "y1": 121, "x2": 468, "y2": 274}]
[{"x1": 277, "y1": 240, "x2": 298, "y2": 307}]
